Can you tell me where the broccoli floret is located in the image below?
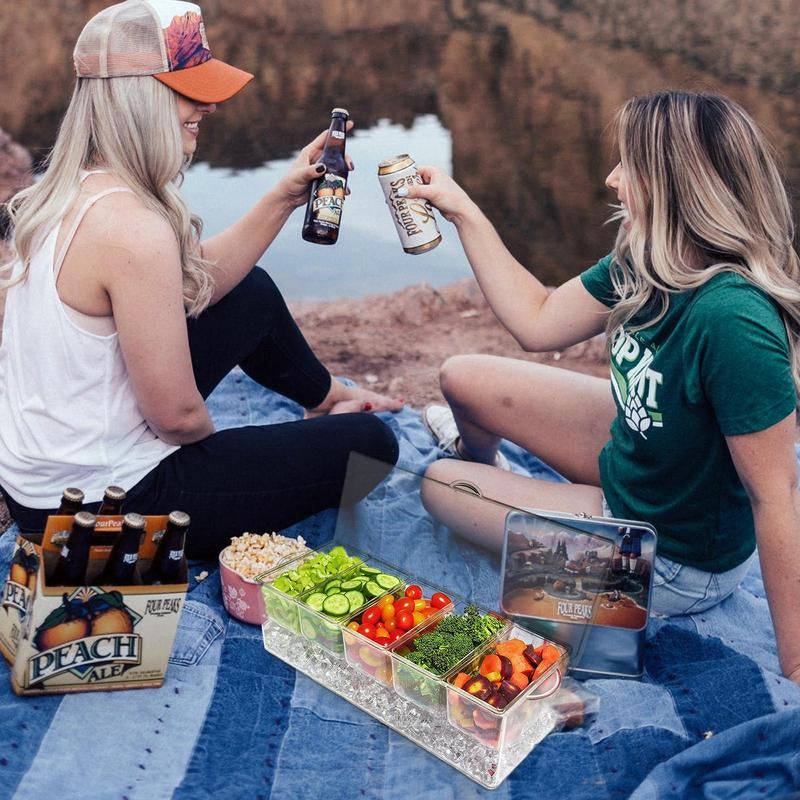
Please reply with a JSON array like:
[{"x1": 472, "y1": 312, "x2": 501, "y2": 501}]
[
  {"x1": 405, "y1": 605, "x2": 505, "y2": 674},
  {"x1": 407, "y1": 630, "x2": 475, "y2": 675}
]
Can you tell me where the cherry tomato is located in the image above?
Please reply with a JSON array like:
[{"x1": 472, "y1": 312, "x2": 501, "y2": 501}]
[
  {"x1": 413, "y1": 599, "x2": 426, "y2": 612},
  {"x1": 412, "y1": 611, "x2": 425, "y2": 626},
  {"x1": 347, "y1": 621, "x2": 360, "y2": 632},
  {"x1": 431, "y1": 592, "x2": 451, "y2": 609},
  {"x1": 374, "y1": 627, "x2": 391, "y2": 642},
  {"x1": 378, "y1": 593, "x2": 395, "y2": 608},
  {"x1": 381, "y1": 603, "x2": 396, "y2": 623},
  {"x1": 362, "y1": 605, "x2": 382, "y2": 626},
  {"x1": 358, "y1": 623, "x2": 377, "y2": 640},
  {"x1": 396, "y1": 610, "x2": 415, "y2": 630},
  {"x1": 405, "y1": 584, "x2": 423, "y2": 600},
  {"x1": 384, "y1": 619, "x2": 397, "y2": 633},
  {"x1": 388, "y1": 630, "x2": 403, "y2": 643},
  {"x1": 421, "y1": 607, "x2": 436, "y2": 618},
  {"x1": 395, "y1": 597, "x2": 415, "y2": 613}
]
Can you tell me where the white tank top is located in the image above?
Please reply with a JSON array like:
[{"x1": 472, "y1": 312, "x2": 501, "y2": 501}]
[{"x1": 0, "y1": 171, "x2": 179, "y2": 507}]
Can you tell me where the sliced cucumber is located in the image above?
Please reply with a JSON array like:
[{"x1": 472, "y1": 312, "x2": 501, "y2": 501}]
[
  {"x1": 322, "y1": 594, "x2": 350, "y2": 616},
  {"x1": 376, "y1": 573, "x2": 400, "y2": 590},
  {"x1": 325, "y1": 586, "x2": 340, "y2": 596},
  {"x1": 326, "y1": 579, "x2": 341, "y2": 589},
  {"x1": 344, "y1": 590, "x2": 365, "y2": 611},
  {"x1": 361, "y1": 566, "x2": 381, "y2": 576},
  {"x1": 339, "y1": 579, "x2": 362, "y2": 591},
  {"x1": 306, "y1": 592, "x2": 327, "y2": 612},
  {"x1": 364, "y1": 581, "x2": 383, "y2": 598}
]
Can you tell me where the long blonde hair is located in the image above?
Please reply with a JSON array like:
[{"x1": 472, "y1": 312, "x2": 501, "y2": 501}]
[
  {"x1": 2, "y1": 76, "x2": 214, "y2": 316},
  {"x1": 608, "y1": 91, "x2": 800, "y2": 392}
]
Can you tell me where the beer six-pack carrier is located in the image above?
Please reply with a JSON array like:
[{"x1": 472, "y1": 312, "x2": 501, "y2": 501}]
[{"x1": 0, "y1": 513, "x2": 188, "y2": 695}]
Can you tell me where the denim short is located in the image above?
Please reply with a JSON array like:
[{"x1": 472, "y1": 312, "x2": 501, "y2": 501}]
[{"x1": 600, "y1": 494, "x2": 754, "y2": 617}]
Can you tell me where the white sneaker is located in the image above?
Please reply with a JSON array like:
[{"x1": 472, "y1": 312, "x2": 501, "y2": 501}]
[{"x1": 422, "y1": 404, "x2": 511, "y2": 471}]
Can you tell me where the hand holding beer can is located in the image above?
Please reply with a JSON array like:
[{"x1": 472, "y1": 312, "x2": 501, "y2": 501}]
[{"x1": 377, "y1": 155, "x2": 442, "y2": 255}]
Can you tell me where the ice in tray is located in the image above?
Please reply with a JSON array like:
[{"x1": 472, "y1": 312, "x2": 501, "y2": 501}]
[
  {"x1": 342, "y1": 581, "x2": 455, "y2": 686},
  {"x1": 297, "y1": 556, "x2": 409, "y2": 656},
  {"x1": 390, "y1": 602, "x2": 510, "y2": 713},
  {"x1": 445, "y1": 624, "x2": 567, "y2": 750},
  {"x1": 258, "y1": 544, "x2": 368, "y2": 635}
]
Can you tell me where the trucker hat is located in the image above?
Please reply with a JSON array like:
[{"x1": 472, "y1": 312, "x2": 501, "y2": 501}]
[{"x1": 73, "y1": 0, "x2": 254, "y2": 103}]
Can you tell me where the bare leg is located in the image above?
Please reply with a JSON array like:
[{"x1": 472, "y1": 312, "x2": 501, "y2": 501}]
[
  {"x1": 439, "y1": 355, "x2": 614, "y2": 485},
  {"x1": 421, "y1": 459, "x2": 604, "y2": 552},
  {"x1": 423, "y1": 355, "x2": 615, "y2": 552}
]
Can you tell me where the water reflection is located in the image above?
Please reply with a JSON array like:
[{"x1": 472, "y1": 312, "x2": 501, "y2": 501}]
[
  {"x1": 2, "y1": 0, "x2": 799, "y2": 294},
  {"x1": 182, "y1": 116, "x2": 472, "y2": 299}
]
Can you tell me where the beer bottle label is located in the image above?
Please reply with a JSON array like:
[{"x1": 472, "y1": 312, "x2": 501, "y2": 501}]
[
  {"x1": 168, "y1": 549, "x2": 183, "y2": 562},
  {"x1": 122, "y1": 553, "x2": 138, "y2": 565},
  {"x1": 310, "y1": 173, "x2": 346, "y2": 229},
  {"x1": 61, "y1": 546, "x2": 70, "y2": 559}
]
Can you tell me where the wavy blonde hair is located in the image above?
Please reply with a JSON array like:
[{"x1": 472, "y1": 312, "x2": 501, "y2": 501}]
[
  {"x1": 608, "y1": 91, "x2": 800, "y2": 393},
  {"x1": 2, "y1": 76, "x2": 214, "y2": 316}
]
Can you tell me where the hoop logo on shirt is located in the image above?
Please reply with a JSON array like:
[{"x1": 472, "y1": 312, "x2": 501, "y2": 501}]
[{"x1": 610, "y1": 332, "x2": 664, "y2": 439}]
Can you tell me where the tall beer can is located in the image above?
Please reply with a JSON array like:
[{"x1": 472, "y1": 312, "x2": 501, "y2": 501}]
[{"x1": 377, "y1": 154, "x2": 442, "y2": 255}]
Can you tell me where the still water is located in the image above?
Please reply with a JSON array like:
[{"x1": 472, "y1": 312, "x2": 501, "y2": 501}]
[
  {"x1": 181, "y1": 115, "x2": 473, "y2": 299},
  {"x1": 2, "y1": 0, "x2": 799, "y2": 298}
]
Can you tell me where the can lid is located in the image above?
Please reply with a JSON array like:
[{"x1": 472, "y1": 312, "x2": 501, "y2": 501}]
[
  {"x1": 74, "y1": 511, "x2": 97, "y2": 528},
  {"x1": 122, "y1": 512, "x2": 146, "y2": 530},
  {"x1": 331, "y1": 107, "x2": 349, "y2": 118},
  {"x1": 103, "y1": 485, "x2": 126, "y2": 501},
  {"x1": 168, "y1": 510, "x2": 191, "y2": 528},
  {"x1": 62, "y1": 487, "x2": 85, "y2": 503}
]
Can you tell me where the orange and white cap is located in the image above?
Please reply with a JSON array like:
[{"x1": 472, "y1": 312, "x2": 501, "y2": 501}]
[{"x1": 73, "y1": 0, "x2": 253, "y2": 103}]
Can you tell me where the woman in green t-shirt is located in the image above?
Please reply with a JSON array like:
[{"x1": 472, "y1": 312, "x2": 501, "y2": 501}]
[{"x1": 401, "y1": 91, "x2": 800, "y2": 685}]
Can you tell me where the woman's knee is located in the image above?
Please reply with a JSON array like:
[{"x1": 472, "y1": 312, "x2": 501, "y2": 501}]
[
  {"x1": 224, "y1": 267, "x2": 286, "y2": 320},
  {"x1": 347, "y1": 413, "x2": 399, "y2": 468},
  {"x1": 439, "y1": 354, "x2": 490, "y2": 407}
]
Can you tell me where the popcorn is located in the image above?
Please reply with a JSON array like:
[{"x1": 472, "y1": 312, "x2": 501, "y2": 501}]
[{"x1": 221, "y1": 532, "x2": 309, "y2": 580}]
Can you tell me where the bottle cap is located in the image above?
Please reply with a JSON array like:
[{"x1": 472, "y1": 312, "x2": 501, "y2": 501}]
[
  {"x1": 122, "y1": 512, "x2": 146, "y2": 530},
  {"x1": 331, "y1": 107, "x2": 349, "y2": 118},
  {"x1": 168, "y1": 510, "x2": 191, "y2": 528},
  {"x1": 74, "y1": 511, "x2": 97, "y2": 528},
  {"x1": 103, "y1": 485, "x2": 127, "y2": 501},
  {"x1": 63, "y1": 487, "x2": 85, "y2": 503}
]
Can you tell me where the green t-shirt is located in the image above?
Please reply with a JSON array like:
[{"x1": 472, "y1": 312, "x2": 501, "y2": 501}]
[{"x1": 581, "y1": 254, "x2": 796, "y2": 572}]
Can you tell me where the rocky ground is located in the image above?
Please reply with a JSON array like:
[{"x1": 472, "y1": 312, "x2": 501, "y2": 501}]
[{"x1": 0, "y1": 127, "x2": 607, "y2": 533}]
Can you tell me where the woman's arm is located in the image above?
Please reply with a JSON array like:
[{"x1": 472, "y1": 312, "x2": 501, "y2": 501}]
[
  {"x1": 726, "y1": 412, "x2": 800, "y2": 683},
  {"x1": 102, "y1": 204, "x2": 214, "y2": 445},
  {"x1": 401, "y1": 166, "x2": 610, "y2": 351},
  {"x1": 201, "y1": 123, "x2": 354, "y2": 304}
]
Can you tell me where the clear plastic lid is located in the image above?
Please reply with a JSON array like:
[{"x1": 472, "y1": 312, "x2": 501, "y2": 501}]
[{"x1": 330, "y1": 453, "x2": 607, "y2": 662}]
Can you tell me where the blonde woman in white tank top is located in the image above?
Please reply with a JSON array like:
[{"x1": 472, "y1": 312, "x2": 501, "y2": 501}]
[{"x1": 0, "y1": 0, "x2": 401, "y2": 552}]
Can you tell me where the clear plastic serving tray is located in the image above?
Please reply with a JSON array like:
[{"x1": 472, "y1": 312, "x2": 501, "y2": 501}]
[{"x1": 262, "y1": 617, "x2": 560, "y2": 790}]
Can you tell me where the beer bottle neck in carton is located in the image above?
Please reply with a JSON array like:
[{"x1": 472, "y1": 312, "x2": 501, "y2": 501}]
[
  {"x1": 143, "y1": 516, "x2": 188, "y2": 585},
  {"x1": 97, "y1": 515, "x2": 144, "y2": 586},
  {"x1": 50, "y1": 511, "x2": 96, "y2": 586}
]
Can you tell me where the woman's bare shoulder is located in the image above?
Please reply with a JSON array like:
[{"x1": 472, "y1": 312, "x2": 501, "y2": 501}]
[{"x1": 76, "y1": 187, "x2": 180, "y2": 267}]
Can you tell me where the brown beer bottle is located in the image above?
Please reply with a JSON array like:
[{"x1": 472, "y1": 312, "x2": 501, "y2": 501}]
[
  {"x1": 97, "y1": 513, "x2": 146, "y2": 586},
  {"x1": 97, "y1": 485, "x2": 126, "y2": 515},
  {"x1": 142, "y1": 511, "x2": 190, "y2": 585},
  {"x1": 301, "y1": 108, "x2": 349, "y2": 245},
  {"x1": 56, "y1": 487, "x2": 84, "y2": 515},
  {"x1": 50, "y1": 511, "x2": 96, "y2": 586}
]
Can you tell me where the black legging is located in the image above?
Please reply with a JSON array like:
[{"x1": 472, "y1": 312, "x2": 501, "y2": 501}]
[{"x1": 2, "y1": 268, "x2": 399, "y2": 557}]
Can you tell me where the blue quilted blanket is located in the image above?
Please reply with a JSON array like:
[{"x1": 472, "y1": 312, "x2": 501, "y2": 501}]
[{"x1": 1, "y1": 370, "x2": 798, "y2": 800}]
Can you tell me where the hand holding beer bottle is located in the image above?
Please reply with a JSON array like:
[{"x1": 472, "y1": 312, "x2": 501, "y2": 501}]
[{"x1": 274, "y1": 114, "x2": 355, "y2": 210}]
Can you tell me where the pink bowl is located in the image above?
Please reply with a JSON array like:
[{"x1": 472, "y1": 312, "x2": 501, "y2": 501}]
[{"x1": 218, "y1": 548, "x2": 267, "y2": 625}]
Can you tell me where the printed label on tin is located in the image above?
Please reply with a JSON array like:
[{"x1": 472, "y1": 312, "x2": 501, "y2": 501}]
[
  {"x1": 311, "y1": 173, "x2": 346, "y2": 229},
  {"x1": 380, "y1": 167, "x2": 441, "y2": 251},
  {"x1": 501, "y1": 516, "x2": 654, "y2": 630}
]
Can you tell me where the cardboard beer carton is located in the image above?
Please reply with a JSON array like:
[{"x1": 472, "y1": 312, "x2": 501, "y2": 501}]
[{"x1": 0, "y1": 514, "x2": 188, "y2": 695}]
